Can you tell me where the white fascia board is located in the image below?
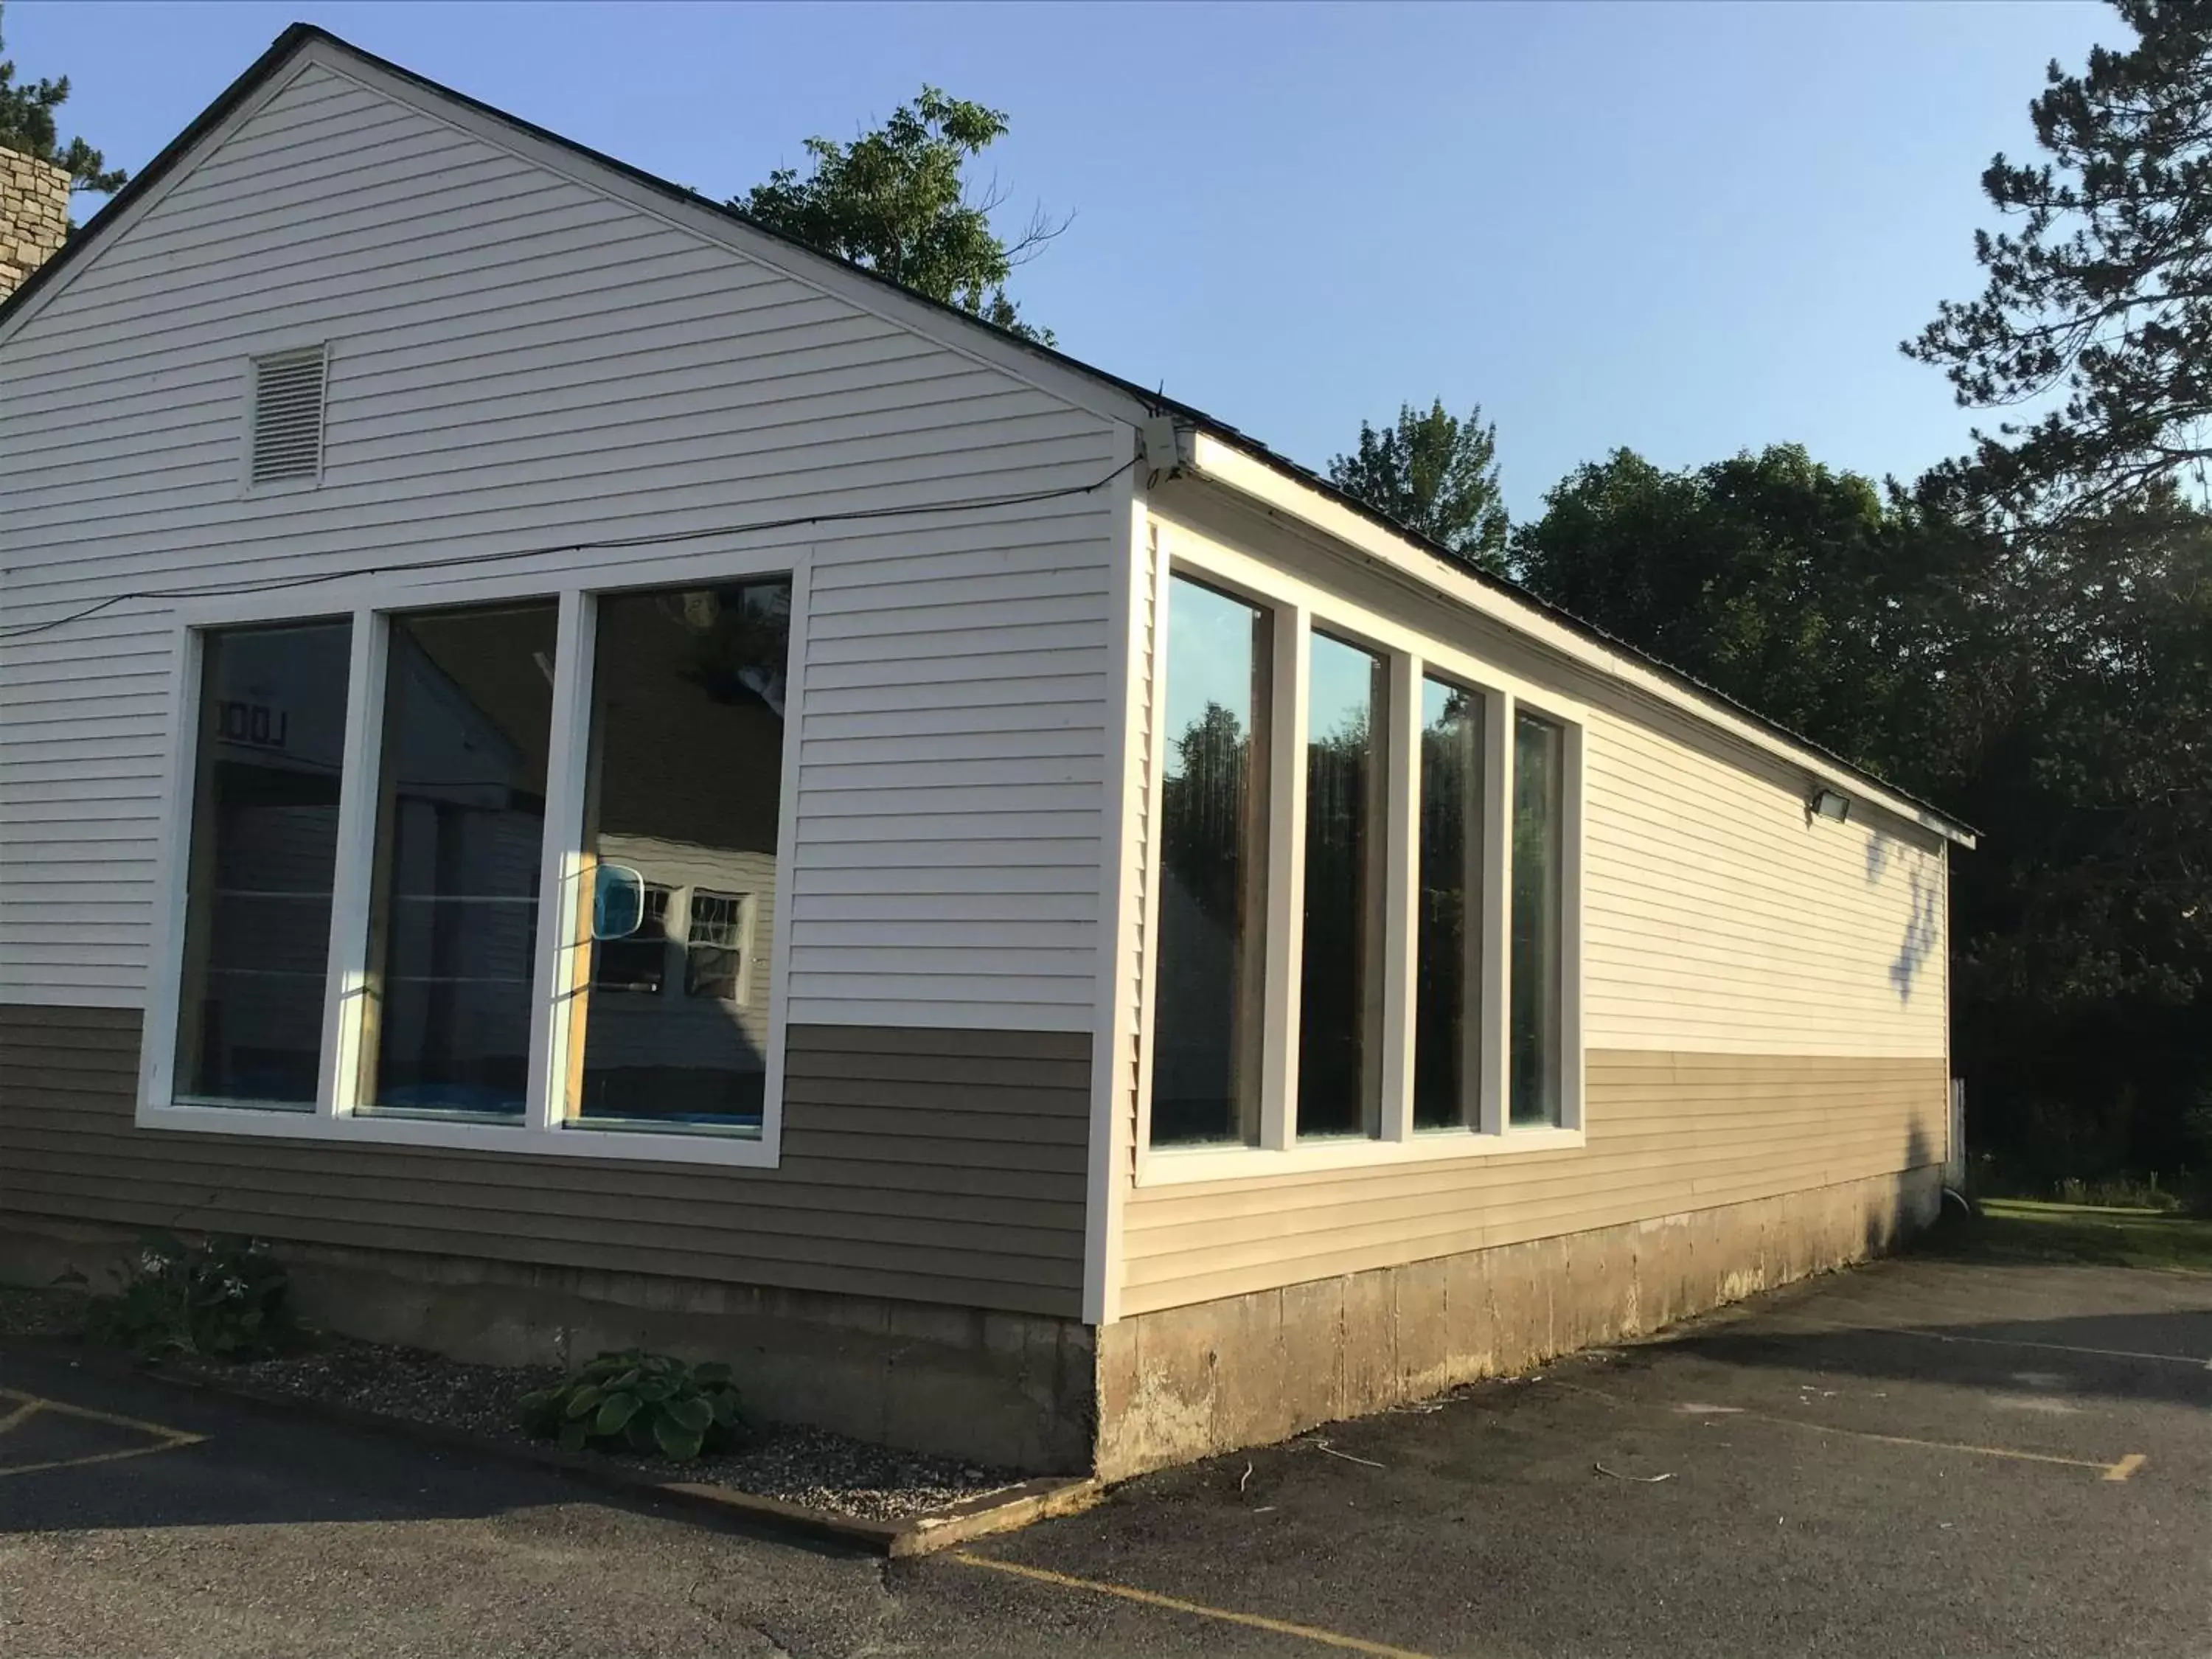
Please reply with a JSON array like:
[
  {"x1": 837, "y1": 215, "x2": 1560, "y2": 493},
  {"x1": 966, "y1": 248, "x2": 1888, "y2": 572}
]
[{"x1": 1183, "y1": 431, "x2": 1977, "y2": 850}]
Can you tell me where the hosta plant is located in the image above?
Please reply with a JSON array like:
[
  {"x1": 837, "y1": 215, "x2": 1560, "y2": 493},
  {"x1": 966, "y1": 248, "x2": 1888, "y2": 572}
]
[{"x1": 516, "y1": 1349, "x2": 750, "y2": 1462}]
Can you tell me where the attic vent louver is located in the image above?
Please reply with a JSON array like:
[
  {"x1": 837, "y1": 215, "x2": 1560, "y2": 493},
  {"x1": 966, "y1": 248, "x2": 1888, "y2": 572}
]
[{"x1": 250, "y1": 345, "x2": 328, "y2": 484}]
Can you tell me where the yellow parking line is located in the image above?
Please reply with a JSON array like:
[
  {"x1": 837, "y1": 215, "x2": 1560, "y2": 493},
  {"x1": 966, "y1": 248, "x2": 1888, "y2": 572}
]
[
  {"x1": 0, "y1": 1443, "x2": 209, "y2": 1481},
  {"x1": 951, "y1": 1553, "x2": 1442, "y2": 1659},
  {"x1": 1759, "y1": 1314, "x2": 2211, "y2": 1370},
  {"x1": 0, "y1": 1388, "x2": 207, "y2": 1479},
  {"x1": 0, "y1": 1389, "x2": 206, "y2": 1443},
  {"x1": 1550, "y1": 1380, "x2": 2143, "y2": 1481}
]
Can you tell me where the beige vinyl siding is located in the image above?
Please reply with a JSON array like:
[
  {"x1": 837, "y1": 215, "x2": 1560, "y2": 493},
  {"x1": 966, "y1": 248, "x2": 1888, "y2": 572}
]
[
  {"x1": 1580, "y1": 708, "x2": 1947, "y2": 1058},
  {"x1": 0, "y1": 53, "x2": 1120, "y2": 1029},
  {"x1": 1120, "y1": 490, "x2": 1952, "y2": 1317},
  {"x1": 1122, "y1": 1051, "x2": 1944, "y2": 1314},
  {"x1": 0, "y1": 1004, "x2": 1090, "y2": 1315}
]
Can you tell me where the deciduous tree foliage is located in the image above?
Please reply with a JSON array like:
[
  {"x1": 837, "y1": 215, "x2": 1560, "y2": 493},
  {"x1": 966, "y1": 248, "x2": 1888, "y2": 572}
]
[
  {"x1": 1511, "y1": 449, "x2": 2212, "y2": 1186},
  {"x1": 735, "y1": 86, "x2": 1060, "y2": 344},
  {"x1": 1512, "y1": 445, "x2": 1952, "y2": 768},
  {"x1": 0, "y1": 3, "x2": 126, "y2": 192},
  {"x1": 1327, "y1": 400, "x2": 1510, "y2": 574},
  {"x1": 1905, "y1": 0, "x2": 2212, "y2": 515}
]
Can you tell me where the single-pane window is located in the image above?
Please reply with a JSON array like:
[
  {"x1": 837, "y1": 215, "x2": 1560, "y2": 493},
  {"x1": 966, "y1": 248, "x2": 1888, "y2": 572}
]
[
  {"x1": 569, "y1": 581, "x2": 789, "y2": 1132},
  {"x1": 1510, "y1": 710, "x2": 1567, "y2": 1127},
  {"x1": 1297, "y1": 632, "x2": 1388, "y2": 1138},
  {"x1": 593, "y1": 884, "x2": 672, "y2": 994},
  {"x1": 1415, "y1": 677, "x2": 1484, "y2": 1130},
  {"x1": 684, "y1": 889, "x2": 750, "y2": 1002},
  {"x1": 174, "y1": 620, "x2": 352, "y2": 1107},
  {"x1": 360, "y1": 602, "x2": 558, "y2": 1118},
  {"x1": 1150, "y1": 575, "x2": 1270, "y2": 1147}
]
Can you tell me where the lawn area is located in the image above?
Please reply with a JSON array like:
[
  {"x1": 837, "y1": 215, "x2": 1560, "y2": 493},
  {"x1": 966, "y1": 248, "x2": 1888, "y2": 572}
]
[{"x1": 1926, "y1": 1198, "x2": 2212, "y2": 1273}]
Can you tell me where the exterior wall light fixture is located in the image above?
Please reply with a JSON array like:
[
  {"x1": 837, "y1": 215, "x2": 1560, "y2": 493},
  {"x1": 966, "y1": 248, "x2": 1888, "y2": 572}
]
[{"x1": 1808, "y1": 787, "x2": 1851, "y2": 824}]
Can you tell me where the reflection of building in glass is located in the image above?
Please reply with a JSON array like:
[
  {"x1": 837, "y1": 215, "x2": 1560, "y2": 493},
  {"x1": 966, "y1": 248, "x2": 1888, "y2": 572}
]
[
  {"x1": 361, "y1": 605, "x2": 557, "y2": 1117},
  {"x1": 572, "y1": 580, "x2": 789, "y2": 1128},
  {"x1": 175, "y1": 621, "x2": 352, "y2": 1105}
]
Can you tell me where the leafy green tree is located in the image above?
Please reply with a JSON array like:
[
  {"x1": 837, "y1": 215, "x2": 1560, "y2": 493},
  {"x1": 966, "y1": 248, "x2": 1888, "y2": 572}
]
[
  {"x1": 0, "y1": 3, "x2": 126, "y2": 192},
  {"x1": 1905, "y1": 0, "x2": 2212, "y2": 515},
  {"x1": 1511, "y1": 445, "x2": 1952, "y2": 768},
  {"x1": 1327, "y1": 400, "x2": 1510, "y2": 574},
  {"x1": 1512, "y1": 437, "x2": 2212, "y2": 1189},
  {"x1": 736, "y1": 86, "x2": 1060, "y2": 344}
]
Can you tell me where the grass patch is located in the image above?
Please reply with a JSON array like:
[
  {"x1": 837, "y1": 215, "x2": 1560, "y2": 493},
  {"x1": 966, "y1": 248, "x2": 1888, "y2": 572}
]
[{"x1": 1921, "y1": 1198, "x2": 2212, "y2": 1273}]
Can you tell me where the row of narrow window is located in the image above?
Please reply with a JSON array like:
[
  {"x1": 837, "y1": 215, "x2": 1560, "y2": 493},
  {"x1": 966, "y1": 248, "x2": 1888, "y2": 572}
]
[{"x1": 1149, "y1": 573, "x2": 1566, "y2": 1149}]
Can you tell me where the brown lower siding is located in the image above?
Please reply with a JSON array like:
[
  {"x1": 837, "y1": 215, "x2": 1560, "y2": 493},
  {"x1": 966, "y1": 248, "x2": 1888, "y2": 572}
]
[{"x1": 0, "y1": 1004, "x2": 1091, "y2": 1318}]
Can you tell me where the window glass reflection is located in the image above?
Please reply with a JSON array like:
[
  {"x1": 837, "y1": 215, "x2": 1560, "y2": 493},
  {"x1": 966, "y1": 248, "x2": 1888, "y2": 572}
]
[
  {"x1": 1415, "y1": 678, "x2": 1484, "y2": 1130},
  {"x1": 175, "y1": 621, "x2": 352, "y2": 1107},
  {"x1": 1510, "y1": 710, "x2": 1567, "y2": 1127},
  {"x1": 568, "y1": 581, "x2": 789, "y2": 1133},
  {"x1": 1150, "y1": 575, "x2": 1270, "y2": 1148},
  {"x1": 1297, "y1": 632, "x2": 1388, "y2": 1139},
  {"x1": 361, "y1": 603, "x2": 557, "y2": 1117}
]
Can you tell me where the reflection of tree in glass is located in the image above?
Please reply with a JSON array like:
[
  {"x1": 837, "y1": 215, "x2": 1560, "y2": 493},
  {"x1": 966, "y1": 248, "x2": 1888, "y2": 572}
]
[
  {"x1": 1161, "y1": 702, "x2": 1250, "y2": 923},
  {"x1": 666, "y1": 585, "x2": 791, "y2": 714}
]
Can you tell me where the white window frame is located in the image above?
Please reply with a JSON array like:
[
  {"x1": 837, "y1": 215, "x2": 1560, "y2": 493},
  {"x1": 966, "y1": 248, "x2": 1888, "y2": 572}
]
[
  {"x1": 1134, "y1": 526, "x2": 1585, "y2": 1187},
  {"x1": 134, "y1": 549, "x2": 810, "y2": 1169}
]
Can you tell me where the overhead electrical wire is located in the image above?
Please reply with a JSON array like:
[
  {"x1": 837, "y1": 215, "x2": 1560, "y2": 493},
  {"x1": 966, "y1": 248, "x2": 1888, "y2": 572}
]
[{"x1": 0, "y1": 455, "x2": 1140, "y2": 643}]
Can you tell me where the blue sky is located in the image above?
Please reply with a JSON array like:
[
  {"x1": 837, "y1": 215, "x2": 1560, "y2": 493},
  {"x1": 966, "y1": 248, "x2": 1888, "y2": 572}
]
[{"x1": 10, "y1": 1, "x2": 2110, "y2": 518}]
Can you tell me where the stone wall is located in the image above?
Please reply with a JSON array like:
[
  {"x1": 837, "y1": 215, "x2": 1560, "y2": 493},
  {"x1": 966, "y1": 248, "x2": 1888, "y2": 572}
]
[{"x1": 1, "y1": 148, "x2": 72, "y2": 301}]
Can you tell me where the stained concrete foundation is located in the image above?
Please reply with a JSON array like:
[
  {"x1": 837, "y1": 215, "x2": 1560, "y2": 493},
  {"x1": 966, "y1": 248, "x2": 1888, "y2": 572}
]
[
  {"x1": 5, "y1": 1164, "x2": 1941, "y2": 1482},
  {"x1": 1093, "y1": 1164, "x2": 1943, "y2": 1480},
  {"x1": 0, "y1": 1217, "x2": 1096, "y2": 1474}
]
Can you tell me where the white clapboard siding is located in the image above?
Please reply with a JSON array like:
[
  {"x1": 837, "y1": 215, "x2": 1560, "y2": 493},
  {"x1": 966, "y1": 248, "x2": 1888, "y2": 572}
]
[{"x1": 0, "y1": 55, "x2": 1121, "y2": 1027}]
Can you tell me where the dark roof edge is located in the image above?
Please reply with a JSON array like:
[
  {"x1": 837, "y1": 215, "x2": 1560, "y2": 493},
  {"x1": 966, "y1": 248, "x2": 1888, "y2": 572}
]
[
  {"x1": 1, "y1": 27, "x2": 324, "y2": 328},
  {"x1": 0, "y1": 24, "x2": 1975, "y2": 842}
]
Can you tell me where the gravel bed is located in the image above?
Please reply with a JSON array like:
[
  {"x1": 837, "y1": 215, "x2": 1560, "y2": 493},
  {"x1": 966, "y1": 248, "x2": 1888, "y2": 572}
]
[
  {"x1": 175, "y1": 1334, "x2": 1024, "y2": 1521},
  {"x1": 0, "y1": 1284, "x2": 91, "y2": 1339}
]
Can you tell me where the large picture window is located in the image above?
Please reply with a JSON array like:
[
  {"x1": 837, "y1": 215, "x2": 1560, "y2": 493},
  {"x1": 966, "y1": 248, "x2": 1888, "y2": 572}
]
[
  {"x1": 566, "y1": 580, "x2": 789, "y2": 1133},
  {"x1": 149, "y1": 568, "x2": 798, "y2": 1167},
  {"x1": 1298, "y1": 632, "x2": 1388, "y2": 1139},
  {"x1": 358, "y1": 602, "x2": 558, "y2": 1119},
  {"x1": 1150, "y1": 574, "x2": 1272, "y2": 1147},
  {"x1": 173, "y1": 619, "x2": 352, "y2": 1107}
]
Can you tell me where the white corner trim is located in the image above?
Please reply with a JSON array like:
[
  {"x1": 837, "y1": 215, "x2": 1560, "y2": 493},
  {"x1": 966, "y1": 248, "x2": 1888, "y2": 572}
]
[
  {"x1": 1082, "y1": 424, "x2": 1144, "y2": 1326},
  {"x1": 1183, "y1": 433, "x2": 1975, "y2": 850}
]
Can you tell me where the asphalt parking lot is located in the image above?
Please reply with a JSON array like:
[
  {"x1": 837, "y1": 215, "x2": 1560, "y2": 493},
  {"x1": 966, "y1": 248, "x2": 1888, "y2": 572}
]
[{"x1": 1, "y1": 1254, "x2": 2205, "y2": 1658}]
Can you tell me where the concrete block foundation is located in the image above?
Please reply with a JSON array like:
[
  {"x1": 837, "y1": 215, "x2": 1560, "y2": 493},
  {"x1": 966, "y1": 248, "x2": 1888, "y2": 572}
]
[
  {"x1": 1093, "y1": 1164, "x2": 1942, "y2": 1481},
  {"x1": 0, "y1": 1217, "x2": 1096, "y2": 1474},
  {"x1": 4, "y1": 1164, "x2": 1940, "y2": 1482}
]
